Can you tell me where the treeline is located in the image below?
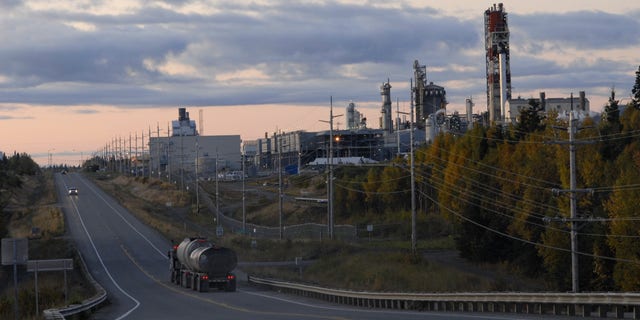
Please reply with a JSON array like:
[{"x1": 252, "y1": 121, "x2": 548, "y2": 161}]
[
  {"x1": 332, "y1": 67, "x2": 640, "y2": 291},
  {"x1": 0, "y1": 152, "x2": 40, "y2": 213}
]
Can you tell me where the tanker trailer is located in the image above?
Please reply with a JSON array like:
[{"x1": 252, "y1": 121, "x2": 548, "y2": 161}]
[{"x1": 169, "y1": 237, "x2": 238, "y2": 292}]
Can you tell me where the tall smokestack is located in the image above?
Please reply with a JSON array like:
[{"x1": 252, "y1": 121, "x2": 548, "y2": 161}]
[
  {"x1": 485, "y1": 3, "x2": 511, "y2": 124},
  {"x1": 380, "y1": 80, "x2": 393, "y2": 133},
  {"x1": 466, "y1": 98, "x2": 474, "y2": 128},
  {"x1": 499, "y1": 51, "x2": 507, "y2": 123}
]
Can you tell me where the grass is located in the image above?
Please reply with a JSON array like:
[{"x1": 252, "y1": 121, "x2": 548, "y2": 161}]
[{"x1": 86, "y1": 173, "x2": 540, "y2": 293}]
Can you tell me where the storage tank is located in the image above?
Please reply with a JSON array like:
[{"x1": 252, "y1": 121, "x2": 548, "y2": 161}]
[
  {"x1": 425, "y1": 114, "x2": 435, "y2": 144},
  {"x1": 188, "y1": 246, "x2": 238, "y2": 276},
  {"x1": 176, "y1": 237, "x2": 237, "y2": 276},
  {"x1": 176, "y1": 238, "x2": 211, "y2": 266}
]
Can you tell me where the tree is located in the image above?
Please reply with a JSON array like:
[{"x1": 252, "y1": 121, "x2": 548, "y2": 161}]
[
  {"x1": 605, "y1": 141, "x2": 640, "y2": 290},
  {"x1": 602, "y1": 89, "x2": 620, "y2": 125},
  {"x1": 600, "y1": 89, "x2": 624, "y2": 161},
  {"x1": 631, "y1": 65, "x2": 640, "y2": 110},
  {"x1": 0, "y1": 153, "x2": 40, "y2": 211},
  {"x1": 515, "y1": 98, "x2": 545, "y2": 139},
  {"x1": 362, "y1": 168, "x2": 383, "y2": 215}
]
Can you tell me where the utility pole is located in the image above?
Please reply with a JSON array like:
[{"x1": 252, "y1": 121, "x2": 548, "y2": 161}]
[
  {"x1": 167, "y1": 122, "x2": 172, "y2": 183},
  {"x1": 548, "y1": 93, "x2": 595, "y2": 293},
  {"x1": 195, "y1": 139, "x2": 199, "y2": 214},
  {"x1": 242, "y1": 148, "x2": 246, "y2": 233},
  {"x1": 319, "y1": 97, "x2": 342, "y2": 240},
  {"x1": 215, "y1": 149, "x2": 219, "y2": 227},
  {"x1": 396, "y1": 97, "x2": 401, "y2": 155},
  {"x1": 278, "y1": 132, "x2": 284, "y2": 240},
  {"x1": 119, "y1": 136, "x2": 123, "y2": 174},
  {"x1": 135, "y1": 132, "x2": 138, "y2": 177},
  {"x1": 148, "y1": 127, "x2": 152, "y2": 178},
  {"x1": 400, "y1": 80, "x2": 418, "y2": 255},
  {"x1": 180, "y1": 131, "x2": 184, "y2": 191},
  {"x1": 129, "y1": 133, "x2": 132, "y2": 175},
  {"x1": 157, "y1": 123, "x2": 162, "y2": 179},
  {"x1": 410, "y1": 81, "x2": 416, "y2": 255}
]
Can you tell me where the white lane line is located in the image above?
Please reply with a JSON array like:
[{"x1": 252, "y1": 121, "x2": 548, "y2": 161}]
[
  {"x1": 68, "y1": 194, "x2": 141, "y2": 319},
  {"x1": 78, "y1": 177, "x2": 168, "y2": 259}
]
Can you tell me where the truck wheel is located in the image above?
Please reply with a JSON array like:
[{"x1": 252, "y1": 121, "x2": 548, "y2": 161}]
[{"x1": 225, "y1": 278, "x2": 236, "y2": 292}]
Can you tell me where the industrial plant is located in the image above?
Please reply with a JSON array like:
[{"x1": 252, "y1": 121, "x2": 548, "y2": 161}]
[{"x1": 98, "y1": 3, "x2": 592, "y2": 180}]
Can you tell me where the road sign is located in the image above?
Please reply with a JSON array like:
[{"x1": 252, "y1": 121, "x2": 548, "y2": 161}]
[
  {"x1": 1, "y1": 238, "x2": 28, "y2": 265},
  {"x1": 27, "y1": 259, "x2": 74, "y2": 315},
  {"x1": 27, "y1": 259, "x2": 73, "y2": 272}
]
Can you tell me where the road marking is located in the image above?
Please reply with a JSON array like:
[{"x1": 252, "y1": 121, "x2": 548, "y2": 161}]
[
  {"x1": 68, "y1": 193, "x2": 141, "y2": 319},
  {"x1": 120, "y1": 246, "x2": 349, "y2": 320},
  {"x1": 78, "y1": 177, "x2": 168, "y2": 259}
]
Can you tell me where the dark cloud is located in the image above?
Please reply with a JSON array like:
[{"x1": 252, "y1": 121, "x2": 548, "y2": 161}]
[
  {"x1": 0, "y1": 2, "x2": 636, "y2": 111},
  {"x1": 511, "y1": 11, "x2": 640, "y2": 51}
]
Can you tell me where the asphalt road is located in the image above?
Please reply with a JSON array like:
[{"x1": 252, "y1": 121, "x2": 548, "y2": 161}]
[{"x1": 55, "y1": 172, "x2": 569, "y2": 320}]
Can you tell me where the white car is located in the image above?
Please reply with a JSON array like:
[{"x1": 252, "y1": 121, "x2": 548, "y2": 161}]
[{"x1": 68, "y1": 187, "x2": 78, "y2": 196}]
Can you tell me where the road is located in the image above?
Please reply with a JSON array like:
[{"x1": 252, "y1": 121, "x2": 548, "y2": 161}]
[{"x1": 55, "y1": 172, "x2": 568, "y2": 320}]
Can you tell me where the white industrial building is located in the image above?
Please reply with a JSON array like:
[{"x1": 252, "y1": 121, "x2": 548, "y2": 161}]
[
  {"x1": 148, "y1": 108, "x2": 241, "y2": 179},
  {"x1": 506, "y1": 91, "x2": 590, "y2": 123}
]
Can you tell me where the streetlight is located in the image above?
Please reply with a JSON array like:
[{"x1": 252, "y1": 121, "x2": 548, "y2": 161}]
[{"x1": 47, "y1": 149, "x2": 55, "y2": 169}]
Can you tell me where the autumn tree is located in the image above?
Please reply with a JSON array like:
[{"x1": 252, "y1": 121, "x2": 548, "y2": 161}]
[
  {"x1": 605, "y1": 140, "x2": 640, "y2": 290},
  {"x1": 362, "y1": 168, "x2": 383, "y2": 215},
  {"x1": 333, "y1": 167, "x2": 367, "y2": 220}
]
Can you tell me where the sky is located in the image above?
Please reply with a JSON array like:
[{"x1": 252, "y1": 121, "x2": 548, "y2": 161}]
[{"x1": 1, "y1": 0, "x2": 639, "y2": 166}]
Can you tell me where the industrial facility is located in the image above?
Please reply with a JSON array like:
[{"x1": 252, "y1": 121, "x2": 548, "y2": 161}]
[
  {"x1": 104, "y1": 3, "x2": 596, "y2": 179},
  {"x1": 148, "y1": 108, "x2": 241, "y2": 181},
  {"x1": 485, "y1": 3, "x2": 512, "y2": 124},
  {"x1": 506, "y1": 91, "x2": 590, "y2": 122}
]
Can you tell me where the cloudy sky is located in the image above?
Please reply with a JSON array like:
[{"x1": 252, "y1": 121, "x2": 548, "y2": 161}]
[{"x1": 1, "y1": 0, "x2": 639, "y2": 165}]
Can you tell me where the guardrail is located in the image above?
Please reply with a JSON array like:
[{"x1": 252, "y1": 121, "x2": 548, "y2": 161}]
[
  {"x1": 43, "y1": 251, "x2": 107, "y2": 320},
  {"x1": 248, "y1": 276, "x2": 640, "y2": 319}
]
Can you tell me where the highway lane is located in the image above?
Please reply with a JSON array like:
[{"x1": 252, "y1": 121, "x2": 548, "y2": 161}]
[{"x1": 55, "y1": 172, "x2": 566, "y2": 320}]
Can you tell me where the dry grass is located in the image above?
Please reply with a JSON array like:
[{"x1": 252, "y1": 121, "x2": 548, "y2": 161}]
[
  {"x1": 5, "y1": 174, "x2": 64, "y2": 239},
  {"x1": 90, "y1": 173, "x2": 540, "y2": 293},
  {"x1": 91, "y1": 174, "x2": 197, "y2": 241}
]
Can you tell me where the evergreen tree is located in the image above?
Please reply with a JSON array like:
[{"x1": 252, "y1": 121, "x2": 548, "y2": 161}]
[
  {"x1": 599, "y1": 89, "x2": 624, "y2": 161},
  {"x1": 603, "y1": 89, "x2": 620, "y2": 125},
  {"x1": 515, "y1": 98, "x2": 545, "y2": 139},
  {"x1": 631, "y1": 65, "x2": 640, "y2": 109}
]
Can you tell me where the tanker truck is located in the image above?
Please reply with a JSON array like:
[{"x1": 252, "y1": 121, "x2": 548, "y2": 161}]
[{"x1": 169, "y1": 237, "x2": 238, "y2": 292}]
